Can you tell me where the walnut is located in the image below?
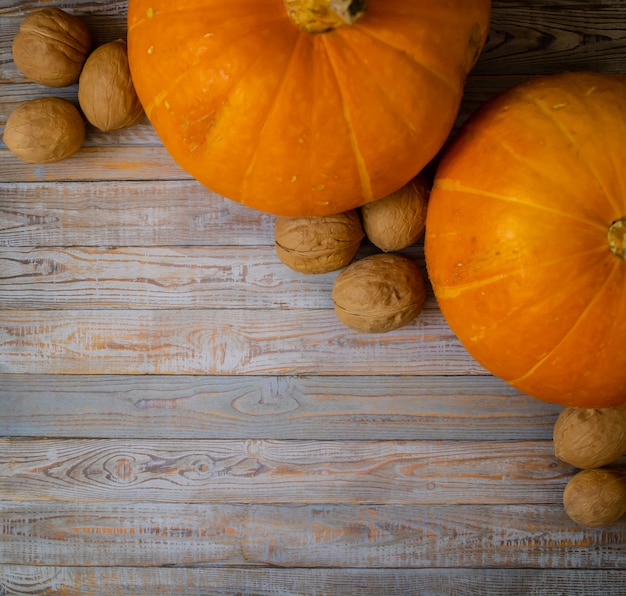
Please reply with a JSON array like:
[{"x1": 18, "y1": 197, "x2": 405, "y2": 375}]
[
  {"x1": 274, "y1": 209, "x2": 364, "y2": 274},
  {"x1": 563, "y1": 468, "x2": 626, "y2": 528},
  {"x1": 78, "y1": 39, "x2": 144, "y2": 132},
  {"x1": 12, "y1": 7, "x2": 91, "y2": 87},
  {"x1": 332, "y1": 253, "x2": 426, "y2": 333},
  {"x1": 3, "y1": 97, "x2": 85, "y2": 164},
  {"x1": 360, "y1": 174, "x2": 430, "y2": 252},
  {"x1": 554, "y1": 406, "x2": 626, "y2": 469}
]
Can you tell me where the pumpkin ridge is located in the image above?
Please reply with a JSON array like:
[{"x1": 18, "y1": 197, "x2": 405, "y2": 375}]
[
  {"x1": 461, "y1": 249, "x2": 612, "y2": 350},
  {"x1": 158, "y1": 24, "x2": 299, "y2": 176},
  {"x1": 321, "y1": 34, "x2": 373, "y2": 203},
  {"x1": 508, "y1": 256, "x2": 623, "y2": 387},
  {"x1": 332, "y1": 27, "x2": 456, "y2": 140},
  {"x1": 433, "y1": 244, "x2": 608, "y2": 300},
  {"x1": 354, "y1": 26, "x2": 458, "y2": 95},
  {"x1": 497, "y1": 140, "x2": 612, "y2": 230},
  {"x1": 522, "y1": 90, "x2": 621, "y2": 217},
  {"x1": 139, "y1": 15, "x2": 288, "y2": 118},
  {"x1": 434, "y1": 178, "x2": 608, "y2": 232},
  {"x1": 240, "y1": 31, "x2": 305, "y2": 205}
]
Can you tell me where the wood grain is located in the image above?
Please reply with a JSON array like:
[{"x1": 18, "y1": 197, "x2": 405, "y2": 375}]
[
  {"x1": 477, "y1": 3, "x2": 626, "y2": 75},
  {"x1": 0, "y1": 373, "x2": 561, "y2": 440},
  {"x1": 0, "y1": 147, "x2": 192, "y2": 182},
  {"x1": 1, "y1": 501, "x2": 624, "y2": 568},
  {"x1": 0, "y1": 438, "x2": 572, "y2": 504},
  {"x1": 0, "y1": 307, "x2": 479, "y2": 375},
  {"x1": 0, "y1": 245, "x2": 399, "y2": 309},
  {"x1": 2, "y1": 566, "x2": 626, "y2": 596},
  {"x1": 0, "y1": 246, "x2": 334, "y2": 309},
  {"x1": 0, "y1": 181, "x2": 274, "y2": 248}
]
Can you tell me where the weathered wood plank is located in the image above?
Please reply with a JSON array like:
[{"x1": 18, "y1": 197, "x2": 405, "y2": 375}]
[
  {"x1": 0, "y1": 373, "x2": 560, "y2": 440},
  {"x1": 0, "y1": 181, "x2": 274, "y2": 248},
  {"x1": 4, "y1": 566, "x2": 626, "y2": 596},
  {"x1": 2, "y1": 501, "x2": 625, "y2": 568},
  {"x1": 475, "y1": 3, "x2": 626, "y2": 75},
  {"x1": 0, "y1": 307, "x2": 480, "y2": 375},
  {"x1": 0, "y1": 439, "x2": 572, "y2": 504},
  {"x1": 0, "y1": 245, "x2": 396, "y2": 310},
  {"x1": 0, "y1": 147, "x2": 191, "y2": 182},
  {"x1": 0, "y1": 84, "x2": 80, "y2": 115}
]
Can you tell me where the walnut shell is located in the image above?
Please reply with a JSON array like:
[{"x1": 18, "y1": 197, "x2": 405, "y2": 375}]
[
  {"x1": 274, "y1": 210, "x2": 364, "y2": 274},
  {"x1": 563, "y1": 468, "x2": 626, "y2": 528},
  {"x1": 361, "y1": 174, "x2": 430, "y2": 252},
  {"x1": 12, "y1": 7, "x2": 91, "y2": 87},
  {"x1": 554, "y1": 406, "x2": 626, "y2": 469},
  {"x1": 332, "y1": 253, "x2": 426, "y2": 333},
  {"x1": 3, "y1": 97, "x2": 85, "y2": 164},
  {"x1": 78, "y1": 39, "x2": 144, "y2": 132}
]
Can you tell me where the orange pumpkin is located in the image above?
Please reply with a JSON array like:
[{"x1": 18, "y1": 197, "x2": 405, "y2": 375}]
[
  {"x1": 127, "y1": 0, "x2": 490, "y2": 216},
  {"x1": 425, "y1": 72, "x2": 626, "y2": 409}
]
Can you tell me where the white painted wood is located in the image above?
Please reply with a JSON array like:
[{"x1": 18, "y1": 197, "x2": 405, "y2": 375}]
[
  {"x1": 2, "y1": 0, "x2": 626, "y2": 589},
  {"x1": 0, "y1": 373, "x2": 561, "y2": 440},
  {"x1": 0, "y1": 181, "x2": 275, "y2": 248},
  {"x1": 1, "y1": 502, "x2": 624, "y2": 568},
  {"x1": 0, "y1": 438, "x2": 572, "y2": 504},
  {"x1": 0, "y1": 307, "x2": 481, "y2": 375},
  {"x1": 0, "y1": 246, "x2": 395, "y2": 309},
  {"x1": 1, "y1": 565, "x2": 625, "y2": 595}
]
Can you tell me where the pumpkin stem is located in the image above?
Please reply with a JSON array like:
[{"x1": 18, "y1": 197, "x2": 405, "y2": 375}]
[
  {"x1": 284, "y1": 0, "x2": 367, "y2": 33},
  {"x1": 608, "y1": 217, "x2": 626, "y2": 259}
]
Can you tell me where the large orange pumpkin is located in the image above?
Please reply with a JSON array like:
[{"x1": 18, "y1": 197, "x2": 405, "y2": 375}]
[
  {"x1": 127, "y1": 0, "x2": 490, "y2": 216},
  {"x1": 425, "y1": 72, "x2": 626, "y2": 409}
]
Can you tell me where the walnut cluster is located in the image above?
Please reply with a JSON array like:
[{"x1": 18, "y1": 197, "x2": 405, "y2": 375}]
[
  {"x1": 554, "y1": 406, "x2": 626, "y2": 527},
  {"x1": 273, "y1": 174, "x2": 431, "y2": 334},
  {"x1": 4, "y1": 8, "x2": 144, "y2": 164}
]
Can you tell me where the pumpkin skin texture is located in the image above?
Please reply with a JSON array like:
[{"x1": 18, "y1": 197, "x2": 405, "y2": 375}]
[
  {"x1": 126, "y1": 0, "x2": 490, "y2": 216},
  {"x1": 424, "y1": 72, "x2": 626, "y2": 409}
]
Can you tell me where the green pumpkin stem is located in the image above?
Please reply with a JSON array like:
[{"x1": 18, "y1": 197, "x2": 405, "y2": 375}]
[{"x1": 284, "y1": 0, "x2": 367, "y2": 33}]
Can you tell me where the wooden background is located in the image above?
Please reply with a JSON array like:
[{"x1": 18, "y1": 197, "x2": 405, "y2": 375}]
[{"x1": 1, "y1": 1, "x2": 626, "y2": 594}]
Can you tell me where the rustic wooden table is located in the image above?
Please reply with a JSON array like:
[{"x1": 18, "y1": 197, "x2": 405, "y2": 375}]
[{"x1": 1, "y1": 1, "x2": 626, "y2": 594}]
